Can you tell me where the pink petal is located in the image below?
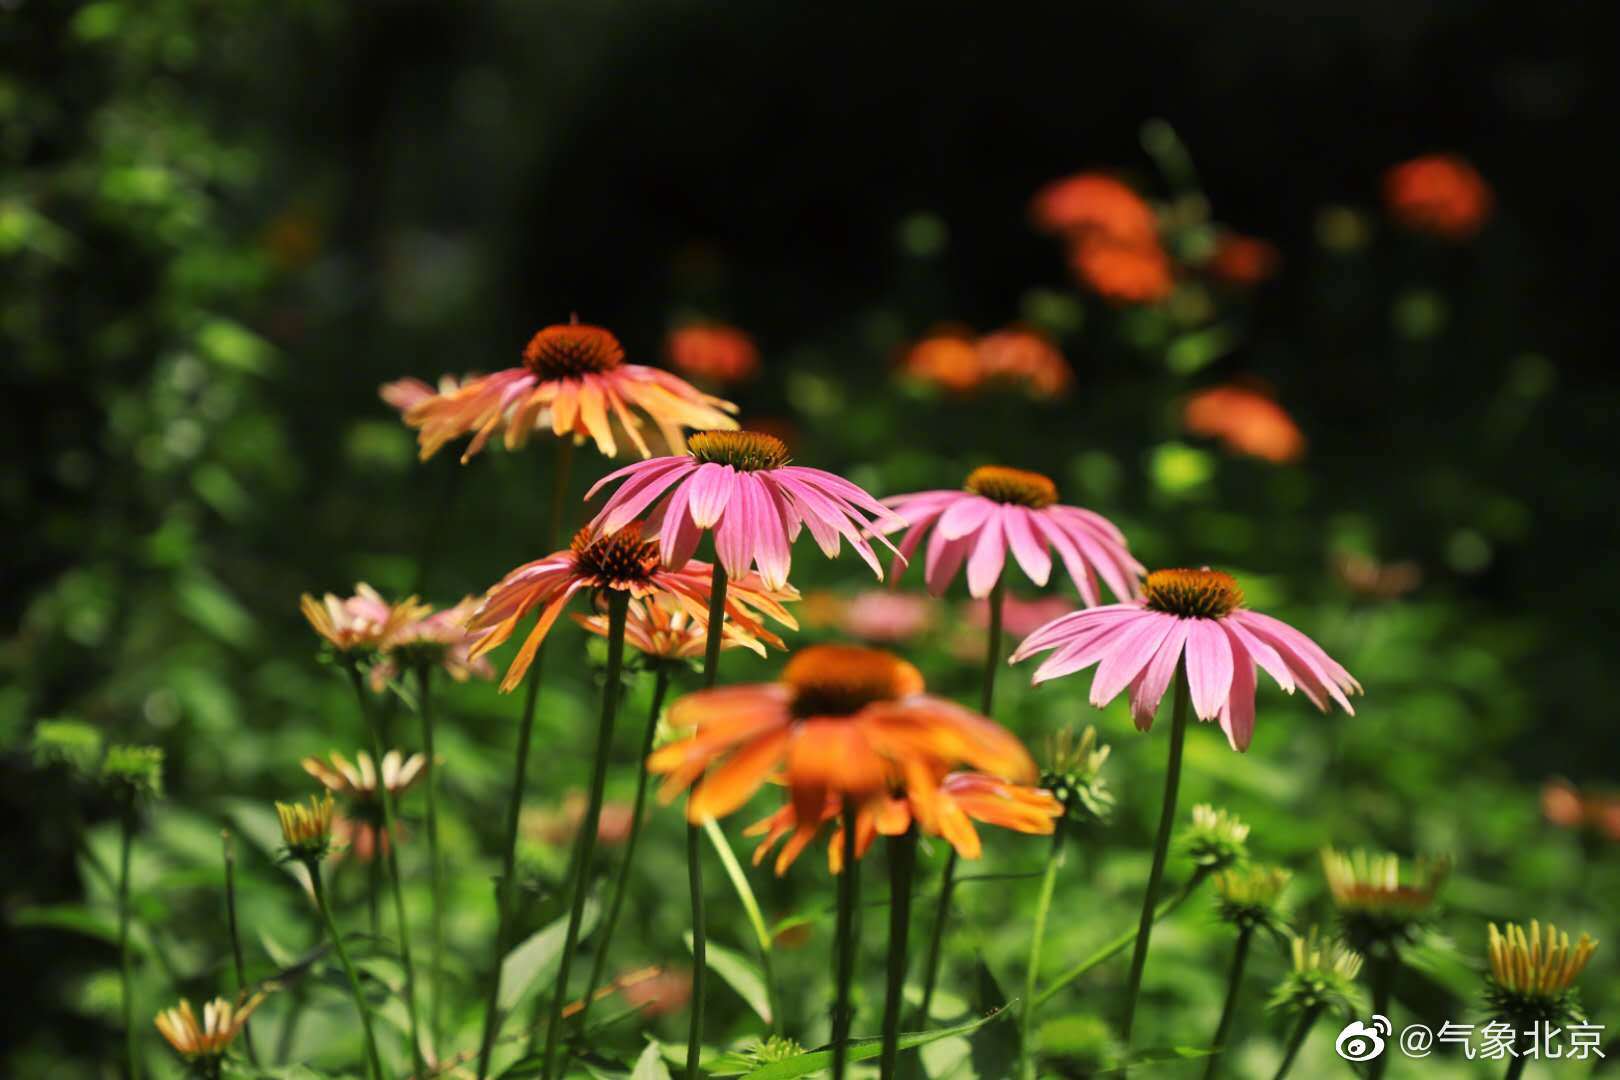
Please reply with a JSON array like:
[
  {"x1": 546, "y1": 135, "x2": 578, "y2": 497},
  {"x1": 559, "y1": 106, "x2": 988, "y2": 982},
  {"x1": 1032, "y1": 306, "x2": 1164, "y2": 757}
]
[
  {"x1": 751, "y1": 477, "x2": 796, "y2": 589},
  {"x1": 687, "y1": 463, "x2": 735, "y2": 529},
  {"x1": 936, "y1": 496, "x2": 995, "y2": 541},
  {"x1": 1222, "y1": 618, "x2": 1295, "y2": 695},
  {"x1": 1089, "y1": 612, "x2": 1177, "y2": 708},
  {"x1": 1126, "y1": 618, "x2": 1191, "y2": 730},
  {"x1": 889, "y1": 510, "x2": 945, "y2": 583},
  {"x1": 923, "y1": 528, "x2": 971, "y2": 596},
  {"x1": 1003, "y1": 507, "x2": 1053, "y2": 587},
  {"x1": 658, "y1": 481, "x2": 703, "y2": 568},
  {"x1": 1030, "y1": 513, "x2": 1102, "y2": 606},
  {"x1": 1183, "y1": 619, "x2": 1235, "y2": 721},
  {"x1": 1011, "y1": 604, "x2": 1134, "y2": 658},
  {"x1": 1229, "y1": 611, "x2": 1357, "y2": 714},
  {"x1": 1030, "y1": 610, "x2": 1153, "y2": 685},
  {"x1": 714, "y1": 472, "x2": 760, "y2": 579},
  {"x1": 1220, "y1": 630, "x2": 1257, "y2": 751},
  {"x1": 597, "y1": 458, "x2": 696, "y2": 534},
  {"x1": 964, "y1": 514, "x2": 1008, "y2": 598}
]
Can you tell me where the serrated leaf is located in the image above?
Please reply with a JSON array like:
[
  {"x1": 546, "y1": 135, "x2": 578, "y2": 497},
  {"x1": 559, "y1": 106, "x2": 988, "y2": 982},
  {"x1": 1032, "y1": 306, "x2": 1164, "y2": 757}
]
[
  {"x1": 737, "y1": 1006, "x2": 1009, "y2": 1079},
  {"x1": 685, "y1": 933, "x2": 771, "y2": 1024}
]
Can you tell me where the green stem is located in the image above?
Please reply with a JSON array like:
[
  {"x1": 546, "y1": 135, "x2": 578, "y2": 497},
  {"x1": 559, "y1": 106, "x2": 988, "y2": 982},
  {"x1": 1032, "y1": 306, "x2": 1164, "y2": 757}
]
[
  {"x1": 541, "y1": 590, "x2": 629, "y2": 1080},
  {"x1": 1503, "y1": 1047, "x2": 1528, "y2": 1080},
  {"x1": 880, "y1": 828, "x2": 917, "y2": 1080},
  {"x1": 1367, "y1": 948, "x2": 1397, "y2": 1080},
  {"x1": 1119, "y1": 663, "x2": 1191, "y2": 1049},
  {"x1": 1019, "y1": 817, "x2": 1068, "y2": 1080},
  {"x1": 1270, "y1": 1005, "x2": 1321, "y2": 1080},
  {"x1": 475, "y1": 656, "x2": 547, "y2": 1079},
  {"x1": 832, "y1": 800, "x2": 861, "y2": 1080},
  {"x1": 119, "y1": 803, "x2": 139, "y2": 1080},
  {"x1": 1201, "y1": 925, "x2": 1254, "y2": 1080},
  {"x1": 417, "y1": 664, "x2": 446, "y2": 1053},
  {"x1": 684, "y1": 561, "x2": 728, "y2": 1080},
  {"x1": 367, "y1": 854, "x2": 381, "y2": 937},
  {"x1": 1034, "y1": 868, "x2": 1209, "y2": 1006},
  {"x1": 580, "y1": 665, "x2": 672, "y2": 1028},
  {"x1": 981, "y1": 575, "x2": 1006, "y2": 716},
  {"x1": 703, "y1": 816, "x2": 782, "y2": 1034},
  {"x1": 310, "y1": 862, "x2": 384, "y2": 1080},
  {"x1": 348, "y1": 667, "x2": 425, "y2": 1075},
  {"x1": 222, "y1": 830, "x2": 260, "y2": 1067}
]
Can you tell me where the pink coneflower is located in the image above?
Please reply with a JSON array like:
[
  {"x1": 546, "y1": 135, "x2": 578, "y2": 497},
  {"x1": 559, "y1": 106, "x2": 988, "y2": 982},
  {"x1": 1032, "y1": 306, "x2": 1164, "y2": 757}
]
[
  {"x1": 1011, "y1": 568, "x2": 1360, "y2": 750},
  {"x1": 883, "y1": 465, "x2": 1142, "y2": 603},
  {"x1": 466, "y1": 523, "x2": 794, "y2": 691},
  {"x1": 587, "y1": 430, "x2": 904, "y2": 590},
  {"x1": 971, "y1": 593, "x2": 1077, "y2": 641},
  {"x1": 840, "y1": 590, "x2": 936, "y2": 643},
  {"x1": 300, "y1": 584, "x2": 426, "y2": 654},
  {"x1": 370, "y1": 595, "x2": 496, "y2": 689},
  {"x1": 403, "y1": 320, "x2": 738, "y2": 462}
]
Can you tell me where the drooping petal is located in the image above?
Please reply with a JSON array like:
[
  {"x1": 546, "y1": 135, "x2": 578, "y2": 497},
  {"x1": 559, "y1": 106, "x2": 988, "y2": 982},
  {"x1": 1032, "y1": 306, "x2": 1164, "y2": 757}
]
[
  {"x1": 1183, "y1": 619, "x2": 1235, "y2": 721},
  {"x1": 1126, "y1": 618, "x2": 1191, "y2": 730},
  {"x1": 1088, "y1": 611, "x2": 1177, "y2": 708},
  {"x1": 923, "y1": 527, "x2": 972, "y2": 597},
  {"x1": 686, "y1": 727, "x2": 792, "y2": 821},
  {"x1": 936, "y1": 496, "x2": 995, "y2": 541},
  {"x1": 687, "y1": 463, "x2": 736, "y2": 529},
  {"x1": 1002, "y1": 507, "x2": 1053, "y2": 587},
  {"x1": 1220, "y1": 630, "x2": 1257, "y2": 751},
  {"x1": 964, "y1": 512, "x2": 1008, "y2": 597}
]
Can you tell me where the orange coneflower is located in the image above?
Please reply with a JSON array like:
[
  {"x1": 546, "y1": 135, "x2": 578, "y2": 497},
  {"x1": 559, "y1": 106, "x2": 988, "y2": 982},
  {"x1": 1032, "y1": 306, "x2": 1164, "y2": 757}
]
[
  {"x1": 1068, "y1": 234, "x2": 1174, "y2": 306},
  {"x1": 155, "y1": 993, "x2": 268, "y2": 1067},
  {"x1": 666, "y1": 322, "x2": 761, "y2": 385},
  {"x1": 404, "y1": 319, "x2": 738, "y2": 463},
  {"x1": 1030, "y1": 172, "x2": 1160, "y2": 247},
  {"x1": 647, "y1": 644, "x2": 1038, "y2": 832},
  {"x1": 1383, "y1": 154, "x2": 1493, "y2": 240},
  {"x1": 1205, "y1": 231, "x2": 1280, "y2": 288},
  {"x1": 1182, "y1": 383, "x2": 1307, "y2": 465},
  {"x1": 977, "y1": 326, "x2": 1073, "y2": 399},
  {"x1": 467, "y1": 524, "x2": 796, "y2": 691},
  {"x1": 573, "y1": 588, "x2": 797, "y2": 662},
  {"x1": 747, "y1": 769, "x2": 1061, "y2": 875},
  {"x1": 899, "y1": 331, "x2": 984, "y2": 395}
]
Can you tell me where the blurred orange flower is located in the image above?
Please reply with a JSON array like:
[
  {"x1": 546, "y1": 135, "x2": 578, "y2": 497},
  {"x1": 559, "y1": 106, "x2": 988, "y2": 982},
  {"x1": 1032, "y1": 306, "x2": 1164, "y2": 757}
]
[
  {"x1": 1182, "y1": 383, "x2": 1306, "y2": 464},
  {"x1": 1542, "y1": 779, "x2": 1620, "y2": 841},
  {"x1": 524, "y1": 791, "x2": 637, "y2": 847},
  {"x1": 1029, "y1": 172, "x2": 1159, "y2": 247},
  {"x1": 977, "y1": 326, "x2": 1073, "y2": 398},
  {"x1": 1383, "y1": 154, "x2": 1493, "y2": 240},
  {"x1": 1069, "y1": 234, "x2": 1174, "y2": 305},
  {"x1": 1206, "y1": 231, "x2": 1281, "y2": 288},
  {"x1": 666, "y1": 322, "x2": 761, "y2": 385},
  {"x1": 900, "y1": 332, "x2": 983, "y2": 395}
]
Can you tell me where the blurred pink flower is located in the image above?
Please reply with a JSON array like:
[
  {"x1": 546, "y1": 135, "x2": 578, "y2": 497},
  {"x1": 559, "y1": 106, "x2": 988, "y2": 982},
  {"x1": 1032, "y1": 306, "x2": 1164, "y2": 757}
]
[
  {"x1": 1012, "y1": 568, "x2": 1360, "y2": 751},
  {"x1": 370, "y1": 595, "x2": 496, "y2": 689},
  {"x1": 840, "y1": 590, "x2": 935, "y2": 643},
  {"x1": 588, "y1": 430, "x2": 903, "y2": 590},
  {"x1": 969, "y1": 593, "x2": 1076, "y2": 641},
  {"x1": 883, "y1": 465, "x2": 1141, "y2": 603}
]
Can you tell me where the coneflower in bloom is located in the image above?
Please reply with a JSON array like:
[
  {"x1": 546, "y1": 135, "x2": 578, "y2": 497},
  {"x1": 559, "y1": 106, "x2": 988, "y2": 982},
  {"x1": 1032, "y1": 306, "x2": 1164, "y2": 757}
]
[
  {"x1": 838, "y1": 589, "x2": 936, "y2": 643},
  {"x1": 155, "y1": 993, "x2": 267, "y2": 1072},
  {"x1": 648, "y1": 644, "x2": 1038, "y2": 829},
  {"x1": 747, "y1": 769, "x2": 1061, "y2": 875},
  {"x1": 1486, "y1": 920, "x2": 1598, "y2": 1023},
  {"x1": 1029, "y1": 172, "x2": 1160, "y2": 246},
  {"x1": 976, "y1": 326, "x2": 1073, "y2": 399},
  {"x1": 666, "y1": 322, "x2": 760, "y2": 385},
  {"x1": 403, "y1": 319, "x2": 738, "y2": 462},
  {"x1": 884, "y1": 465, "x2": 1142, "y2": 603},
  {"x1": 1068, "y1": 234, "x2": 1174, "y2": 305},
  {"x1": 1383, "y1": 153, "x2": 1493, "y2": 240},
  {"x1": 899, "y1": 331, "x2": 985, "y2": 396},
  {"x1": 304, "y1": 751, "x2": 427, "y2": 857},
  {"x1": 574, "y1": 591, "x2": 794, "y2": 661},
  {"x1": 300, "y1": 584, "x2": 426, "y2": 655},
  {"x1": 1321, "y1": 848, "x2": 1450, "y2": 948},
  {"x1": 1182, "y1": 383, "x2": 1306, "y2": 465},
  {"x1": 1012, "y1": 568, "x2": 1360, "y2": 751},
  {"x1": 370, "y1": 595, "x2": 495, "y2": 689},
  {"x1": 467, "y1": 523, "x2": 796, "y2": 691},
  {"x1": 587, "y1": 429, "x2": 904, "y2": 590}
]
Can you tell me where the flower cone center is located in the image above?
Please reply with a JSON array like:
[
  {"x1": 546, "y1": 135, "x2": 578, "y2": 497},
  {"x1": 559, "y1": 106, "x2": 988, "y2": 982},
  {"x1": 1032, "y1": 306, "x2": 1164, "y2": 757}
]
[
  {"x1": 572, "y1": 524, "x2": 659, "y2": 588},
  {"x1": 964, "y1": 465, "x2": 1058, "y2": 508},
  {"x1": 782, "y1": 644, "x2": 925, "y2": 717},
  {"x1": 522, "y1": 323, "x2": 625, "y2": 378},
  {"x1": 1142, "y1": 568, "x2": 1243, "y2": 618},
  {"x1": 688, "y1": 430, "x2": 790, "y2": 471}
]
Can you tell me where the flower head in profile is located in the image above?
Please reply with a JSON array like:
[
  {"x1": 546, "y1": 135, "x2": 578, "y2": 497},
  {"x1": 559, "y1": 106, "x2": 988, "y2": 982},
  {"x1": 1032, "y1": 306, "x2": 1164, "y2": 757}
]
[
  {"x1": 1214, "y1": 864, "x2": 1292, "y2": 931},
  {"x1": 276, "y1": 792, "x2": 337, "y2": 862},
  {"x1": 1269, "y1": 927, "x2": 1365, "y2": 1016},
  {"x1": 366, "y1": 595, "x2": 497, "y2": 689},
  {"x1": 1011, "y1": 568, "x2": 1361, "y2": 751},
  {"x1": 587, "y1": 430, "x2": 904, "y2": 590},
  {"x1": 1069, "y1": 235, "x2": 1174, "y2": 306},
  {"x1": 1182, "y1": 383, "x2": 1306, "y2": 465},
  {"x1": 302, "y1": 750, "x2": 427, "y2": 811},
  {"x1": 1486, "y1": 920, "x2": 1598, "y2": 1024},
  {"x1": 747, "y1": 768, "x2": 1061, "y2": 875},
  {"x1": 1204, "y1": 231, "x2": 1280, "y2": 288},
  {"x1": 666, "y1": 322, "x2": 760, "y2": 385},
  {"x1": 574, "y1": 589, "x2": 795, "y2": 663},
  {"x1": 466, "y1": 523, "x2": 795, "y2": 691},
  {"x1": 1322, "y1": 848, "x2": 1450, "y2": 949},
  {"x1": 647, "y1": 644, "x2": 1038, "y2": 837},
  {"x1": 884, "y1": 465, "x2": 1142, "y2": 603},
  {"x1": 155, "y1": 992, "x2": 267, "y2": 1068},
  {"x1": 1383, "y1": 154, "x2": 1493, "y2": 240},
  {"x1": 1029, "y1": 172, "x2": 1159, "y2": 246},
  {"x1": 403, "y1": 319, "x2": 738, "y2": 462},
  {"x1": 300, "y1": 584, "x2": 426, "y2": 656},
  {"x1": 1181, "y1": 804, "x2": 1250, "y2": 870}
]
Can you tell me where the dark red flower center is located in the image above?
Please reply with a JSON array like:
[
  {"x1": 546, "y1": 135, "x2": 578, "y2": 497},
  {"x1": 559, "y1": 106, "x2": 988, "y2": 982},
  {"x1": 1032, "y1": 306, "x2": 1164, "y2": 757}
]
[
  {"x1": 571, "y1": 524, "x2": 659, "y2": 588},
  {"x1": 523, "y1": 322, "x2": 625, "y2": 379},
  {"x1": 782, "y1": 644, "x2": 925, "y2": 717}
]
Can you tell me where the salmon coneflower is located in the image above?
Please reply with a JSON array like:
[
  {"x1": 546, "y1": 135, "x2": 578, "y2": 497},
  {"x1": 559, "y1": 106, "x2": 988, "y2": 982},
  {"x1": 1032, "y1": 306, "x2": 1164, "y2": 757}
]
[
  {"x1": 1069, "y1": 234, "x2": 1175, "y2": 305},
  {"x1": 666, "y1": 322, "x2": 761, "y2": 385},
  {"x1": 838, "y1": 589, "x2": 937, "y2": 643},
  {"x1": 155, "y1": 993, "x2": 268, "y2": 1074},
  {"x1": 303, "y1": 749, "x2": 427, "y2": 808},
  {"x1": 1182, "y1": 383, "x2": 1307, "y2": 465},
  {"x1": 977, "y1": 326, "x2": 1073, "y2": 399},
  {"x1": 371, "y1": 595, "x2": 496, "y2": 689},
  {"x1": 1029, "y1": 172, "x2": 1159, "y2": 247},
  {"x1": 1013, "y1": 567, "x2": 1359, "y2": 1054},
  {"x1": 403, "y1": 319, "x2": 738, "y2": 463},
  {"x1": 588, "y1": 429, "x2": 903, "y2": 591},
  {"x1": 1383, "y1": 153, "x2": 1493, "y2": 240},
  {"x1": 379, "y1": 373, "x2": 470, "y2": 415},
  {"x1": 300, "y1": 584, "x2": 427, "y2": 657},
  {"x1": 899, "y1": 332, "x2": 985, "y2": 396}
]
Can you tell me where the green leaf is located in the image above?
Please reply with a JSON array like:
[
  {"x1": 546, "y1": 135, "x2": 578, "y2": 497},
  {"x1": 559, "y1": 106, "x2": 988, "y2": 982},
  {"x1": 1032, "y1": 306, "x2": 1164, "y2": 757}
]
[
  {"x1": 969, "y1": 958, "x2": 1019, "y2": 1080},
  {"x1": 737, "y1": 1006, "x2": 1009, "y2": 1079},
  {"x1": 703, "y1": 816, "x2": 773, "y2": 956},
  {"x1": 498, "y1": 899, "x2": 600, "y2": 1012},
  {"x1": 12, "y1": 903, "x2": 121, "y2": 946},
  {"x1": 1091, "y1": 1045, "x2": 1217, "y2": 1073},
  {"x1": 632, "y1": 1040, "x2": 674, "y2": 1080},
  {"x1": 684, "y1": 933, "x2": 771, "y2": 1024}
]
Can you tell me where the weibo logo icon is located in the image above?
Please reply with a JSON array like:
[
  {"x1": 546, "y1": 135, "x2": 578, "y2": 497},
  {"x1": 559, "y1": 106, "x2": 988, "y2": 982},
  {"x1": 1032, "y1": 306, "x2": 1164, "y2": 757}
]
[{"x1": 1335, "y1": 1015, "x2": 1391, "y2": 1061}]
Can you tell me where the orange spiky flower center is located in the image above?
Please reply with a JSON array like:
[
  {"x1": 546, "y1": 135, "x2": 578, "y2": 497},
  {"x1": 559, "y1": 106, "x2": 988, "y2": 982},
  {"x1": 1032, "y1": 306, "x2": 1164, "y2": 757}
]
[
  {"x1": 522, "y1": 322, "x2": 625, "y2": 378},
  {"x1": 571, "y1": 524, "x2": 659, "y2": 588},
  {"x1": 782, "y1": 644, "x2": 925, "y2": 717},
  {"x1": 964, "y1": 465, "x2": 1058, "y2": 509},
  {"x1": 1142, "y1": 568, "x2": 1244, "y2": 619},
  {"x1": 688, "y1": 430, "x2": 791, "y2": 472}
]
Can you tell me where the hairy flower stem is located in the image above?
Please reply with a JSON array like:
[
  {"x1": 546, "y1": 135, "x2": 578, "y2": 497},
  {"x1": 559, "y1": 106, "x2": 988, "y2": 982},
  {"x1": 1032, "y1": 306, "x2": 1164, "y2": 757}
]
[
  {"x1": 917, "y1": 577, "x2": 1006, "y2": 1026},
  {"x1": 581, "y1": 666, "x2": 672, "y2": 1028},
  {"x1": 1201, "y1": 925, "x2": 1254, "y2": 1080},
  {"x1": 475, "y1": 657, "x2": 546, "y2": 1079},
  {"x1": 1367, "y1": 949, "x2": 1397, "y2": 1080},
  {"x1": 541, "y1": 590, "x2": 629, "y2": 1080},
  {"x1": 1503, "y1": 1049, "x2": 1528, "y2": 1080},
  {"x1": 1119, "y1": 663, "x2": 1191, "y2": 1056},
  {"x1": 308, "y1": 861, "x2": 384, "y2": 1080},
  {"x1": 416, "y1": 664, "x2": 446, "y2": 1051},
  {"x1": 222, "y1": 831, "x2": 260, "y2": 1066},
  {"x1": 1271, "y1": 1005, "x2": 1322, "y2": 1080},
  {"x1": 832, "y1": 800, "x2": 862, "y2": 1080},
  {"x1": 881, "y1": 828, "x2": 917, "y2": 1080},
  {"x1": 348, "y1": 666, "x2": 425, "y2": 1075},
  {"x1": 119, "y1": 802, "x2": 139, "y2": 1080},
  {"x1": 683, "y1": 561, "x2": 728, "y2": 1080},
  {"x1": 1018, "y1": 815, "x2": 1068, "y2": 1080}
]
